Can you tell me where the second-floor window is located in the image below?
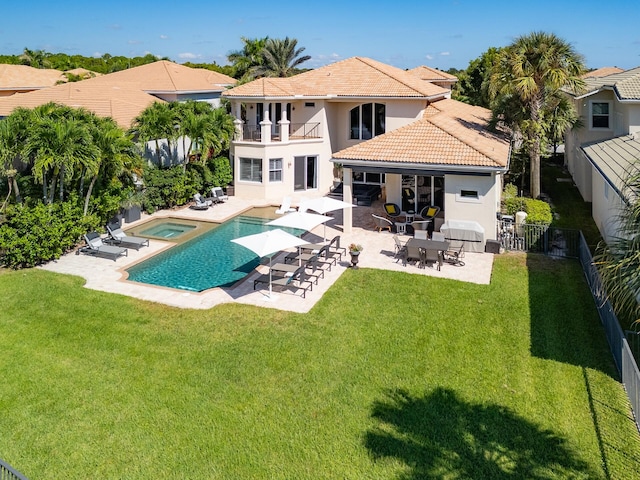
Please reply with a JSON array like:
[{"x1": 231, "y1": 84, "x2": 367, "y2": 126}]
[
  {"x1": 590, "y1": 101, "x2": 611, "y2": 129},
  {"x1": 350, "y1": 103, "x2": 385, "y2": 140}
]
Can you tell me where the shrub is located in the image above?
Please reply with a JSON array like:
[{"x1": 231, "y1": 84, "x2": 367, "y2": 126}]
[
  {"x1": 0, "y1": 197, "x2": 100, "y2": 268},
  {"x1": 141, "y1": 165, "x2": 199, "y2": 213},
  {"x1": 208, "y1": 156, "x2": 233, "y2": 188},
  {"x1": 523, "y1": 198, "x2": 553, "y2": 225}
]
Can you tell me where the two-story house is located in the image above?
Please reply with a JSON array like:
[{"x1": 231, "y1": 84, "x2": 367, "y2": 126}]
[
  {"x1": 564, "y1": 67, "x2": 640, "y2": 242},
  {"x1": 223, "y1": 56, "x2": 510, "y2": 241}
]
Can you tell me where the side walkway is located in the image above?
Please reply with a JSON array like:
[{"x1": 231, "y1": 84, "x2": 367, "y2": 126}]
[{"x1": 39, "y1": 197, "x2": 494, "y2": 312}]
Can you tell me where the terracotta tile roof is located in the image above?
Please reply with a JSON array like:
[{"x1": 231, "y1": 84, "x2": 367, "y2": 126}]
[
  {"x1": 407, "y1": 66, "x2": 458, "y2": 82},
  {"x1": 223, "y1": 57, "x2": 449, "y2": 99},
  {"x1": 572, "y1": 66, "x2": 640, "y2": 100},
  {"x1": 0, "y1": 64, "x2": 65, "y2": 90},
  {"x1": 90, "y1": 60, "x2": 235, "y2": 92},
  {"x1": 0, "y1": 61, "x2": 236, "y2": 128},
  {"x1": 333, "y1": 98, "x2": 510, "y2": 168},
  {"x1": 582, "y1": 67, "x2": 624, "y2": 78},
  {"x1": 0, "y1": 79, "x2": 161, "y2": 128}
]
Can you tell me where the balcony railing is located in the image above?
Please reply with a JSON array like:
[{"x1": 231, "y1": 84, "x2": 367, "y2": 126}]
[{"x1": 238, "y1": 123, "x2": 321, "y2": 142}]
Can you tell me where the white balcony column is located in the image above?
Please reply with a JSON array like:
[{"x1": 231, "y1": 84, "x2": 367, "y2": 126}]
[
  {"x1": 260, "y1": 109, "x2": 272, "y2": 143},
  {"x1": 343, "y1": 167, "x2": 353, "y2": 233},
  {"x1": 279, "y1": 109, "x2": 290, "y2": 142},
  {"x1": 233, "y1": 118, "x2": 243, "y2": 141}
]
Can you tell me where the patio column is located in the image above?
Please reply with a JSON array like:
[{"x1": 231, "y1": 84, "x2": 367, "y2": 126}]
[
  {"x1": 343, "y1": 167, "x2": 353, "y2": 233},
  {"x1": 233, "y1": 118, "x2": 243, "y2": 141},
  {"x1": 260, "y1": 110, "x2": 272, "y2": 143},
  {"x1": 279, "y1": 110, "x2": 290, "y2": 142}
]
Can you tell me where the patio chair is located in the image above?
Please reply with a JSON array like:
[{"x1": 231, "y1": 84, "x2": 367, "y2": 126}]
[
  {"x1": 444, "y1": 241, "x2": 465, "y2": 266},
  {"x1": 383, "y1": 203, "x2": 402, "y2": 220},
  {"x1": 328, "y1": 235, "x2": 346, "y2": 261},
  {"x1": 191, "y1": 193, "x2": 212, "y2": 210},
  {"x1": 419, "y1": 205, "x2": 440, "y2": 221},
  {"x1": 423, "y1": 248, "x2": 442, "y2": 271},
  {"x1": 275, "y1": 197, "x2": 296, "y2": 214},
  {"x1": 431, "y1": 231, "x2": 446, "y2": 242},
  {"x1": 372, "y1": 214, "x2": 394, "y2": 233},
  {"x1": 253, "y1": 265, "x2": 313, "y2": 298},
  {"x1": 79, "y1": 232, "x2": 128, "y2": 261},
  {"x1": 210, "y1": 186, "x2": 229, "y2": 203},
  {"x1": 106, "y1": 223, "x2": 150, "y2": 250},
  {"x1": 393, "y1": 235, "x2": 407, "y2": 263}
]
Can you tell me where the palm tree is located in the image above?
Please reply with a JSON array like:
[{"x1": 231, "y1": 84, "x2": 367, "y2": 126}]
[
  {"x1": 83, "y1": 116, "x2": 139, "y2": 215},
  {"x1": 131, "y1": 102, "x2": 178, "y2": 164},
  {"x1": 0, "y1": 117, "x2": 24, "y2": 209},
  {"x1": 594, "y1": 167, "x2": 640, "y2": 325},
  {"x1": 227, "y1": 37, "x2": 268, "y2": 81},
  {"x1": 19, "y1": 48, "x2": 51, "y2": 69},
  {"x1": 489, "y1": 31, "x2": 585, "y2": 199},
  {"x1": 253, "y1": 37, "x2": 311, "y2": 78}
]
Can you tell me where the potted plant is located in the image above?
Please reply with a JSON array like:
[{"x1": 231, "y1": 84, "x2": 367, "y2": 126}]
[
  {"x1": 120, "y1": 191, "x2": 145, "y2": 224},
  {"x1": 348, "y1": 243, "x2": 363, "y2": 268}
]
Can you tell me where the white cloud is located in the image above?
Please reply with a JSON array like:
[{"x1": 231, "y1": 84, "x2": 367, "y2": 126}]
[
  {"x1": 439, "y1": 52, "x2": 450, "y2": 56},
  {"x1": 160, "y1": 35, "x2": 169, "y2": 40},
  {"x1": 178, "y1": 52, "x2": 200, "y2": 60},
  {"x1": 425, "y1": 54, "x2": 434, "y2": 60}
]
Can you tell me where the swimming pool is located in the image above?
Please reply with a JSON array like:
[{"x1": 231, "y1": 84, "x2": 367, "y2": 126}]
[{"x1": 125, "y1": 213, "x2": 302, "y2": 292}]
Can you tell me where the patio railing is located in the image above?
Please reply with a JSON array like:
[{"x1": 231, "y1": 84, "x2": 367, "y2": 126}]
[
  {"x1": 239, "y1": 123, "x2": 321, "y2": 142},
  {"x1": 497, "y1": 220, "x2": 580, "y2": 258},
  {"x1": 0, "y1": 459, "x2": 28, "y2": 480},
  {"x1": 578, "y1": 231, "x2": 640, "y2": 432}
]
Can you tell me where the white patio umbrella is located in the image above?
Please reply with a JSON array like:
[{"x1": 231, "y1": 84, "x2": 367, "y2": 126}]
[
  {"x1": 302, "y1": 197, "x2": 356, "y2": 241},
  {"x1": 266, "y1": 211, "x2": 331, "y2": 235},
  {"x1": 231, "y1": 229, "x2": 307, "y2": 299}
]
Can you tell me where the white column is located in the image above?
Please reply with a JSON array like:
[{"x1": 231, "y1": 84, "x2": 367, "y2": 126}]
[
  {"x1": 260, "y1": 109, "x2": 272, "y2": 143},
  {"x1": 344, "y1": 167, "x2": 353, "y2": 233},
  {"x1": 279, "y1": 109, "x2": 290, "y2": 142}
]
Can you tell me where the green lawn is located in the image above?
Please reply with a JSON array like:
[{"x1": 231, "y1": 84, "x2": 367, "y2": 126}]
[{"x1": 1, "y1": 255, "x2": 639, "y2": 479}]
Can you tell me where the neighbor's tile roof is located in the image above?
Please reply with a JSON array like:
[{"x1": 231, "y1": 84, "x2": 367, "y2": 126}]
[
  {"x1": 407, "y1": 66, "x2": 458, "y2": 82},
  {"x1": 0, "y1": 64, "x2": 66, "y2": 90},
  {"x1": 0, "y1": 80, "x2": 160, "y2": 128},
  {"x1": 582, "y1": 134, "x2": 640, "y2": 202},
  {"x1": 582, "y1": 67, "x2": 624, "y2": 78},
  {"x1": 333, "y1": 98, "x2": 510, "y2": 168},
  {"x1": 95, "y1": 60, "x2": 235, "y2": 92},
  {"x1": 223, "y1": 57, "x2": 449, "y2": 99},
  {"x1": 573, "y1": 66, "x2": 640, "y2": 100},
  {"x1": 0, "y1": 61, "x2": 236, "y2": 128}
]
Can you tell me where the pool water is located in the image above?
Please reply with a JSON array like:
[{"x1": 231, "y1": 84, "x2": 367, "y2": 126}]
[
  {"x1": 126, "y1": 214, "x2": 302, "y2": 292},
  {"x1": 140, "y1": 222, "x2": 196, "y2": 238}
]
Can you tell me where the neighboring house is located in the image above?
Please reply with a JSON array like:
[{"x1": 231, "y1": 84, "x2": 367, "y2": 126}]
[
  {"x1": 0, "y1": 64, "x2": 67, "y2": 97},
  {"x1": 564, "y1": 66, "x2": 640, "y2": 242},
  {"x1": 222, "y1": 57, "x2": 510, "y2": 240},
  {"x1": 407, "y1": 65, "x2": 458, "y2": 90},
  {"x1": 0, "y1": 61, "x2": 236, "y2": 165},
  {"x1": 0, "y1": 61, "x2": 236, "y2": 129}
]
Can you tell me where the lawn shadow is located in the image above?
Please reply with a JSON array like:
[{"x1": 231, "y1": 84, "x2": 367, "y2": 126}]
[
  {"x1": 526, "y1": 254, "x2": 617, "y2": 376},
  {"x1": 364, "y1": 387, "x2": 601, "y2": 479}
]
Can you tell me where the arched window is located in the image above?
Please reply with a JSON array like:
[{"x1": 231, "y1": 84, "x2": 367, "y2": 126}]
[{"x1": 350, "y1": 103, "x2": 385, "y2": 140}]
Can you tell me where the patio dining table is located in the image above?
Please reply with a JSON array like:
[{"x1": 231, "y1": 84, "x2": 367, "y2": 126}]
[{"x1": 402, "y1": 238, "x2": 449, "y2": 267}]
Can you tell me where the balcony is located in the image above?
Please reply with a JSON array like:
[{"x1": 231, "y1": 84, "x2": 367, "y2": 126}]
[{"x1": 238, "y1": 122, "x2": 321, "y2": 143}]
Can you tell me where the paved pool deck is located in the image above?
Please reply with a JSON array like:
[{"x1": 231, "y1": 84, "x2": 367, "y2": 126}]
[{"x1": 39, "y1": 196, "x2": 494, "y2": 313}]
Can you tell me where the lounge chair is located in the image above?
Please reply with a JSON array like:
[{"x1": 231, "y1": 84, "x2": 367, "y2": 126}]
[
  {"x1": 106, "y1": 224, "x2": 150, "y2": 250},
  {"x1": 253, "y1": 265, "x2": 313, "y2": 298},
  {"x1": 275, "y1": 197, "x2": 296, "y2": 214},
  {"x1": 285, "y1": 244, "x2": 336, "y2": 271},
  {"x1": 191, "y1": 193, "x2": 212, "y2": 210},
  {"x1": 79, "y1": 232, "x2": 128, "y2": 261},
  {"x1": 210, "y1": 187, "x2": 229, "y2": 203},
  {"x1": 372, "y1": 214, "x2": 394, "y2": 232}
]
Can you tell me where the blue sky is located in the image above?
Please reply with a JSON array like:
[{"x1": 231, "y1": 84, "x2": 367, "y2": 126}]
[{"x1": 2, "y1": 0, "x2": 639, "y2": 71}]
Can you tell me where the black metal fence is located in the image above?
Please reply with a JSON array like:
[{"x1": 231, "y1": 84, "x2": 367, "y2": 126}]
[
  {"x1": 498, "y1": 220, "x2": 581, "y2": 258},
  {"x1": 0, "y1": 459, "x2": 28, "y2": 480},
  {"x1": 578, "y1": 231, "x2": 640, "y2": 432}
]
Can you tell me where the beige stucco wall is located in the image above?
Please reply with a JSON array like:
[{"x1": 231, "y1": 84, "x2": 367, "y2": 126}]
[
  {"x1": 443, "y1": 173, "x2": 501, "y2": 242},
  {"x1": 591, "y1": 168, "x2": 624, "y2": 243}
]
